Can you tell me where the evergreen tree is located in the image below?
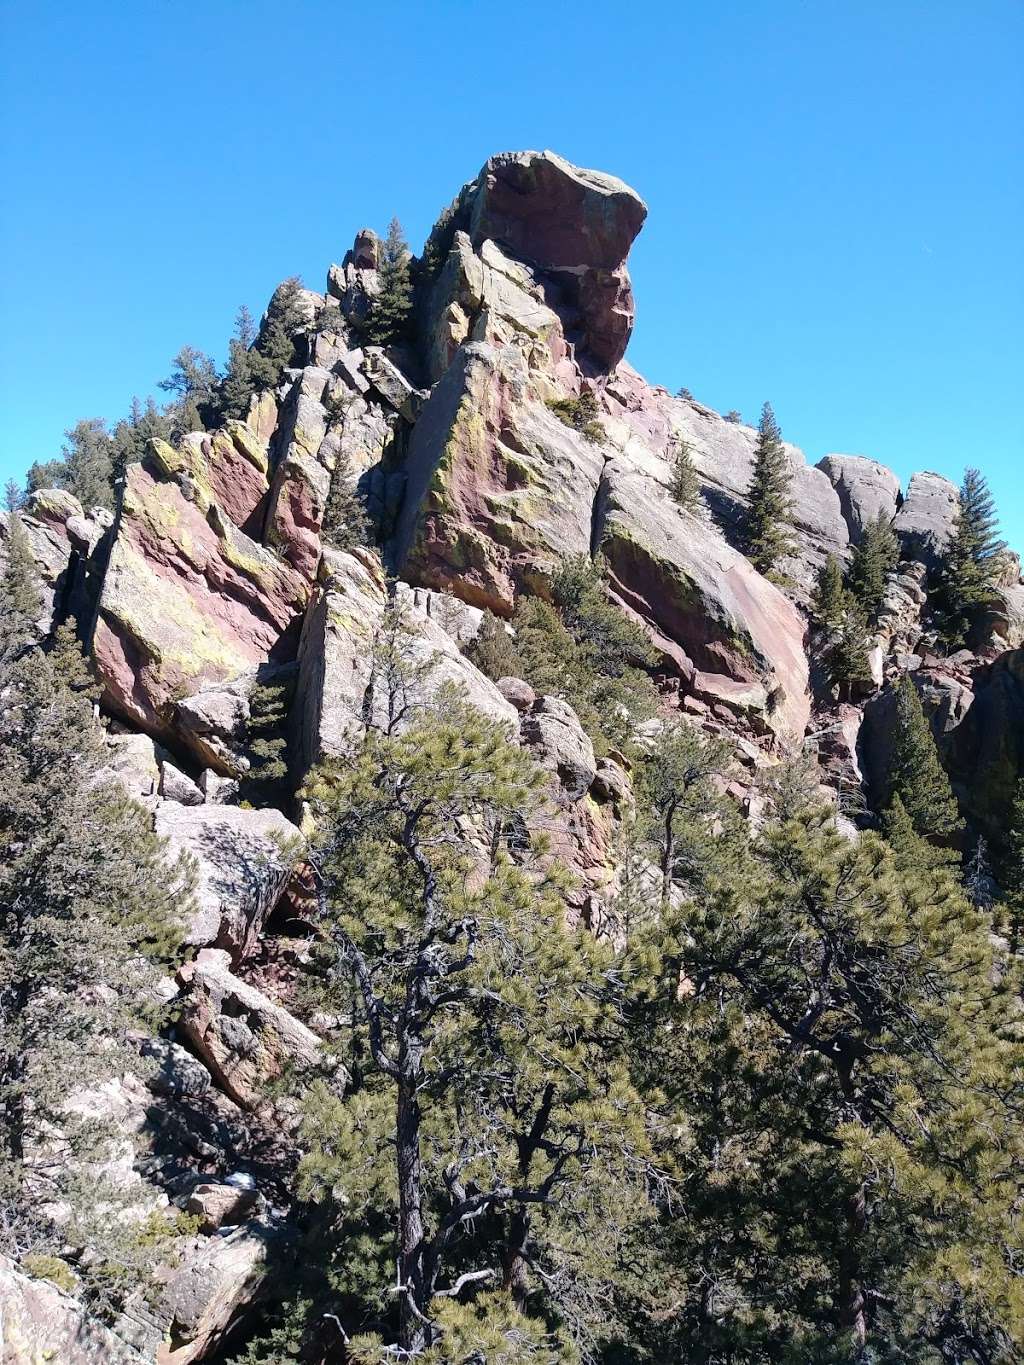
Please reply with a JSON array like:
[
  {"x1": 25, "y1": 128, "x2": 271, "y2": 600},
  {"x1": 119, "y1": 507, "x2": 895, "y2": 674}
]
[
  {"x1": 465, "y1": 610, "x2": 520, "y2": 681},
  {"x1": 0, "y1": 552, "x2": 192, "y2": 1292},
  {"x1": 810, "y1": 553, "x2": 847, "y2": 627},
  {"x1": 634, "y1": 804, "x2": 1024, "y2": 1361},
  {"x1": 826, "y1": 599, "x2": 873, "y2": 697},
  {"x1": 669, "y1": 435, "x2": 700, "y2": 512},
  {"x1": 883, "y1": 674, "x2": 962, "y2": 842},
  {"x1": 0, "y1": 514, "x2": 44, "y2": 665},
  {"x1": 241, "y1": 674, "x2": 292, "y2": 807},
  {"x1": 159, "y1": 345, "x2": 219, "y2": 437},
  {"x1": 363, "y1": 218, "x2": 413, "y2": 346},
  {"x1": 248, "y1": 278, "x2": 308, "y2": 392},
  {"x1": 743, "y1": 401, "x2": 795, "y2": 578},
  {"x1": 636, "y1": 719, "x2": 735, "y2": 906},
  {"x1": 217, "y1": 306, "x2": 261, "y2": 420},
  {"x1": 299, "y1": 683, "x2": 650, "y2": 1357},
  {"x1": 27, "y1": 419, "x2": 116, "y2": 510},
  {"x1": 3, "y1": 478, "x2": 24, "y2": 512},
  {"x1": 321, "y1": 451, "x2": 370, "y2": 552},
  {"x1": 932, "y1": 467, "x2": 1008, "y2": 648},
  {"x1": 547, "y1": 387, "x2": 606, "y2": 444},
  {"x1": 110, "y1": 397, "x2": 170, "y2": 482},
  {"x1": 995, "y1": 777, "x2": 1024, "y2": 948},
  {"x1": 848, "y1": 511, "x2": 898, "y2": 622}
]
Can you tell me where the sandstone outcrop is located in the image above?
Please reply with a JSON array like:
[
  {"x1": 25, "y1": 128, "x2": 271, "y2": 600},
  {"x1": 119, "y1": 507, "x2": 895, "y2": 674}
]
[{"x1": 0, "y1": 1256, "x2": 148, "y2": 1364}]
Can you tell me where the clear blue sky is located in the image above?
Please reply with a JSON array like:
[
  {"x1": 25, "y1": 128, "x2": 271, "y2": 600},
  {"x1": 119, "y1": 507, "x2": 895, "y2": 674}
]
[{"x1": 2, "y1": 1, "x2": 1021, "y2": 549}]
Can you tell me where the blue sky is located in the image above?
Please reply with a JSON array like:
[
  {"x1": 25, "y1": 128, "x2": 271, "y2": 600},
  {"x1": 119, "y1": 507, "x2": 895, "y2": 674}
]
[{"x1": 2, "y1": 1, "x2": 1021, "y2": 549}]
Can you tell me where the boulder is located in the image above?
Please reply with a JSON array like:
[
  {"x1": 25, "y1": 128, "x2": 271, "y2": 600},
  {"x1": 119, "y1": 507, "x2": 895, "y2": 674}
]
[
  {"x1": 91, "y1": 455, "x2": 307, "y2": 747},
  {"x1": 177, "y1": 950, "x2": 324, "y2": 1111},
  {"x1": 159, "y1": 760, "x2": 204, "y2": 805},
  {"x1": 817, "y1": 454, "x2": 901, "y2": 543},
  {"x1": 0, "y1": 1255, "x2": 147, "y2": 1364},
  {"x1": 465, "y1": 150, "x2": 648, "y2": 370},
  {"x1": 943, "y1": 650, "x2": 1024, "y2": 837},
  {"x1": 520, "y1": 695, "x2": 597, "y2": 800},
  {"x1": 497, "y1": 676, "x2": 537, "y2": 711},
  {"x1": 142, "y1": 1037, "x2": 212, "y2": 1100},
  {"x1": 293, "y1": 547, "x2": 518, "y2": 781},
  {"x1": 595, "y1": 457, "x2": 811, "y2": 743},
  {"x1": 98, "y1": 731, "x2": 161, "y2": 800},
  {"x1": 185, "y1": 1182, "x2": 257, "y2": 1232},
  {"x1": 154, "y1": 803, "x2": 303, "y2": 956},
  {"x1": 155, "y1": 1222, "x2": 277, "y2": 1365},
  {"x1": 893, "y1": 471, "x2": 959, "y2": 567}
]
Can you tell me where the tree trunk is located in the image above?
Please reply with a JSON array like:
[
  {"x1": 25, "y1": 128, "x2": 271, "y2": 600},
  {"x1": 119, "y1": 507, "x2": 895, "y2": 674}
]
[
  {"x1": 838, "y1": 1182, "x2": 868, "y2": 1357},
  {"x1": 501, "y1": 1208, "x2": 530, "y2": 1310},
  {"x1": 661, "y1": 808, "x2": 676, "y2": 909},
  {"x1": 396, "y1": 1043, "x2": 429, "y2": 1355}
]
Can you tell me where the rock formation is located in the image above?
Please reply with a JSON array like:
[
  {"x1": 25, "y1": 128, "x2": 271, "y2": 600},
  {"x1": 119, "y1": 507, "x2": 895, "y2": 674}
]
[{"x1": 2, "y1": 146, "x2": 1021, "y2": 1362}]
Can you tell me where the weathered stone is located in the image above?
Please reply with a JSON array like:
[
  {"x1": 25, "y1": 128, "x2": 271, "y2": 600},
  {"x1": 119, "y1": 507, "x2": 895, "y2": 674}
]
[
  {"x1": 177, "y1": 950, "x2": 324, "y2": 1111},
  {"x1": 0, "y1": 507, "x2": 76, "y2": 636},
  {"x1": 0, "y1": 1255, "x2": 147, "y2": 1364},
  {"x1": 185, "y1": 1182, "x2": 257, "y2": 1232},
  {"x1": 294, "y1": 548, "x2": 518, "y2": 781},
  {"x1": 363, "y1": 347, "x2": 425, "y2": 421},
  {"x1": 893, "y1": 471, "x2": 959, "y2": 566},
  {"x1": 155, "y1": 803, "x2": 303, "y2": 955},
  {"x1": 99, "y1": 731, "x2": 160, "y2": 799},
  {"x1": 596, "y1": 458, "x2": 811, "y2": 742},
  {"x1": 943, "y1": 650, "x2": 1024, "y2": 837},
  {"x1": 160, "y1": 760, "x2": 204, "y2": 805},
  {"x1": 25, "y1": 486, "x2": 84, "y2": 528},
  {"x1": 465, "y1": 150, "x2": 647, "y2": 370},
  {"x1": 91, "y1": 457, "x2": 307, "y2": 744},
  {"x1": 155, "y1": 1221, "x2": 277, "y2": 1364},
  {"x1": 817, "y1": 454, "x2": 901, "y2": 543},
  {"x1": 520, "y1": 695, "x2": 597, "y2": 800},
  {"x1": 393, "y1": 342, "x2": 605, "y2": 612},
  {"x1": 497, "y1": 676, "x2": 536, "y2": 710},
  {"x1": 141, "y1": 1037, "x2": 212, "y2": 1100}
]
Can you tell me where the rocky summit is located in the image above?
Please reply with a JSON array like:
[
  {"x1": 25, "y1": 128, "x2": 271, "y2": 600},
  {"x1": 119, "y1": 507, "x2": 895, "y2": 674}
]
[{"x1": 2, "y1": 150, "x2": 1023, "y2": 1364}]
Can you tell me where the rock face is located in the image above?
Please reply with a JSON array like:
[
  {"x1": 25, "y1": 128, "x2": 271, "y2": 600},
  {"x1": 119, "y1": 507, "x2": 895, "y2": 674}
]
[
  {"x1": 0, "y1": 1256, "x2": 148, "y2": 1364},
  {"x1": 177, "y1": 949, "x2": 325, "y2": 1111},
  {"x1": 91, "y1": 453, "x2": 307, "y2": 749},
  {"x1": 155, "y1": 803, "x2": 303, "y2": 956},
  {"x1": 293, "y1": 545, "x2": 517, "y2": 781},
  {"x1": 893, "y1": 471, "x2": 959, "y2": 566},
  {"x1": 817, "y1": 454, "x2": 902, "y2": 543}
]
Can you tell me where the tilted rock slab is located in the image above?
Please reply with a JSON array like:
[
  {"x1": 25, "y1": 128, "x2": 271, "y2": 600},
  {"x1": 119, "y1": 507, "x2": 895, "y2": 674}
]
[
  {"x1": 91, "y1": 451, "x2": 307, "y2": 750},
  {"x1": 0, "y1": 1255, "x2": 148, "y2": 1364},
  {"x1": 155, "y1": 802, "x2": 304, "y2": 957}
]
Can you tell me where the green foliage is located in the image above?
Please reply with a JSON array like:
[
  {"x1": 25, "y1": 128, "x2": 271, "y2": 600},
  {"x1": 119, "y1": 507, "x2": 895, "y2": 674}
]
[
  {"x1": 216, "y1": 306, "x2": 262, "y2": 421},
  {"x1": 465, "y1": 610, "x2": 520, "y2": 681},
  {"x1": 848, "y1": 512, "x2": 898, "y2": 622},
  {"x1": 250, "y1": 277, "x2": 308, "y2": 389},
  {"x1": 363, "y1": 218, "x2": 413, "y2": 346},
  {"x1": 321, "y1": 450, "x2": 371, "y2": 552},
  {"x1": 0, "y1": 515, "x2": 44, "y2": 663},
  {"x1": 825, "y1": 598, "x2": 873, "y2": 695},
  {"x1": 3, "y1": 478, "x2": 24, "y2": 512},
  {"x1": 159, "y1": 345, "x2": 220, "y2": 438},
  {"x1": 241, "y1": 675, "x2": 292, "y2": 806},
  {"x1": 547, "y1": 389, "x2": 605, "y2": 445},
  {"x1": 931, "y1": 467, "x2": 1008, "y2": 648},
  {"x1": 668, "y1": 436, "x2": 700, "y2": 512},
  {"x1": 884, "y1": 674, "x2": 962, "y2": 842},
  {"x1": 299, "y1": 670, "x2": 651, "y2": 1356},
  {"x1": 723, "y1": 409, "x2": 742, "y2": 423},
  {"x1": 743, "y1": 402, "x2": 795, "y2": 578},
  {"x1": 629, "y1": 803, "x2": 1024, "y2": 1361},
  {"x1": 995, "y1": 778, "x2": 1024, "y2": 947},
  {"x1": 0, "y1": 557, "x2": 192, "y2": 1295},
  {"x1": 27, "y1": 418, "x2": 116, "y2": 511},
  {"x1": 110, "y1": 397, "x2": 170, "y2": 482},
  {"x1": 811, "y1": 553, "x2": 847, "y2": 628}
]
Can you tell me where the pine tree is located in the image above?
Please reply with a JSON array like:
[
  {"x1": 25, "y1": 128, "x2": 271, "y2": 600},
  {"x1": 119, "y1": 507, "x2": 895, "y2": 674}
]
[
  {"x1": 995, "y1": 778, "x2": 1024, "y2": 947},
  {"x1": 669, "y1": 435, "x2": 700, "y2": 512},
  {"x1": 26, "y1": 419, "x2": 116, "y2": 510},
  {"x1": 241, "y1": 675, "x2": 291, "y2": 806},
  {"x1": 217, "y1": 306, "x2": 261, "y2": 421},
  {"x1": 0, "y1": 514, "x2": 44, "y2": 665},
  {"x1": 110, "y1": 397, "x2": 170, "y2": 483},
  {"x1": 299, "y1": 680, "x2": 650, "y2": 1357},
  {"x1": 159, "y1": 346, "x2": 219, "y2": 437},
  {"x1": 321, "y1": 451, "x2": 370, "y2": 552},
  {"x1": 247, "y1": 278, "x2": 308, "y2": 392},
  {"x1": 465, "y1": 610, "x2": 520, "y2": 681},
  {"x1": 0, "y1": 552, "x2": 192, "y2": 1289},
  {"x1": 638, "y1": 803, "x2": 1024, "y2": 1361},
  {"x1": 932, "y1": 467, "x2": 1008, "y2": 647},
  {"x1": 848, "y1": 511, "x2": 898, "y2": 622},
  {"x1": 363, "y1": 218, "x2": 413, "y2": 346},
  {"x1": 884, "y1": 674, "x2": 962, "y2": 841},
  {"x1": 743, "y1": 401, "x2": 795, "y2": 578},
  {"x1": 811, "y1": 553, "x2": 847, "y2": 627},
  {"x1": 826, "y1": 599, "x2": 873, "y2": 696},
  {"x1": 3, "y1": 478, "x2": 24, "y2": 512}
]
